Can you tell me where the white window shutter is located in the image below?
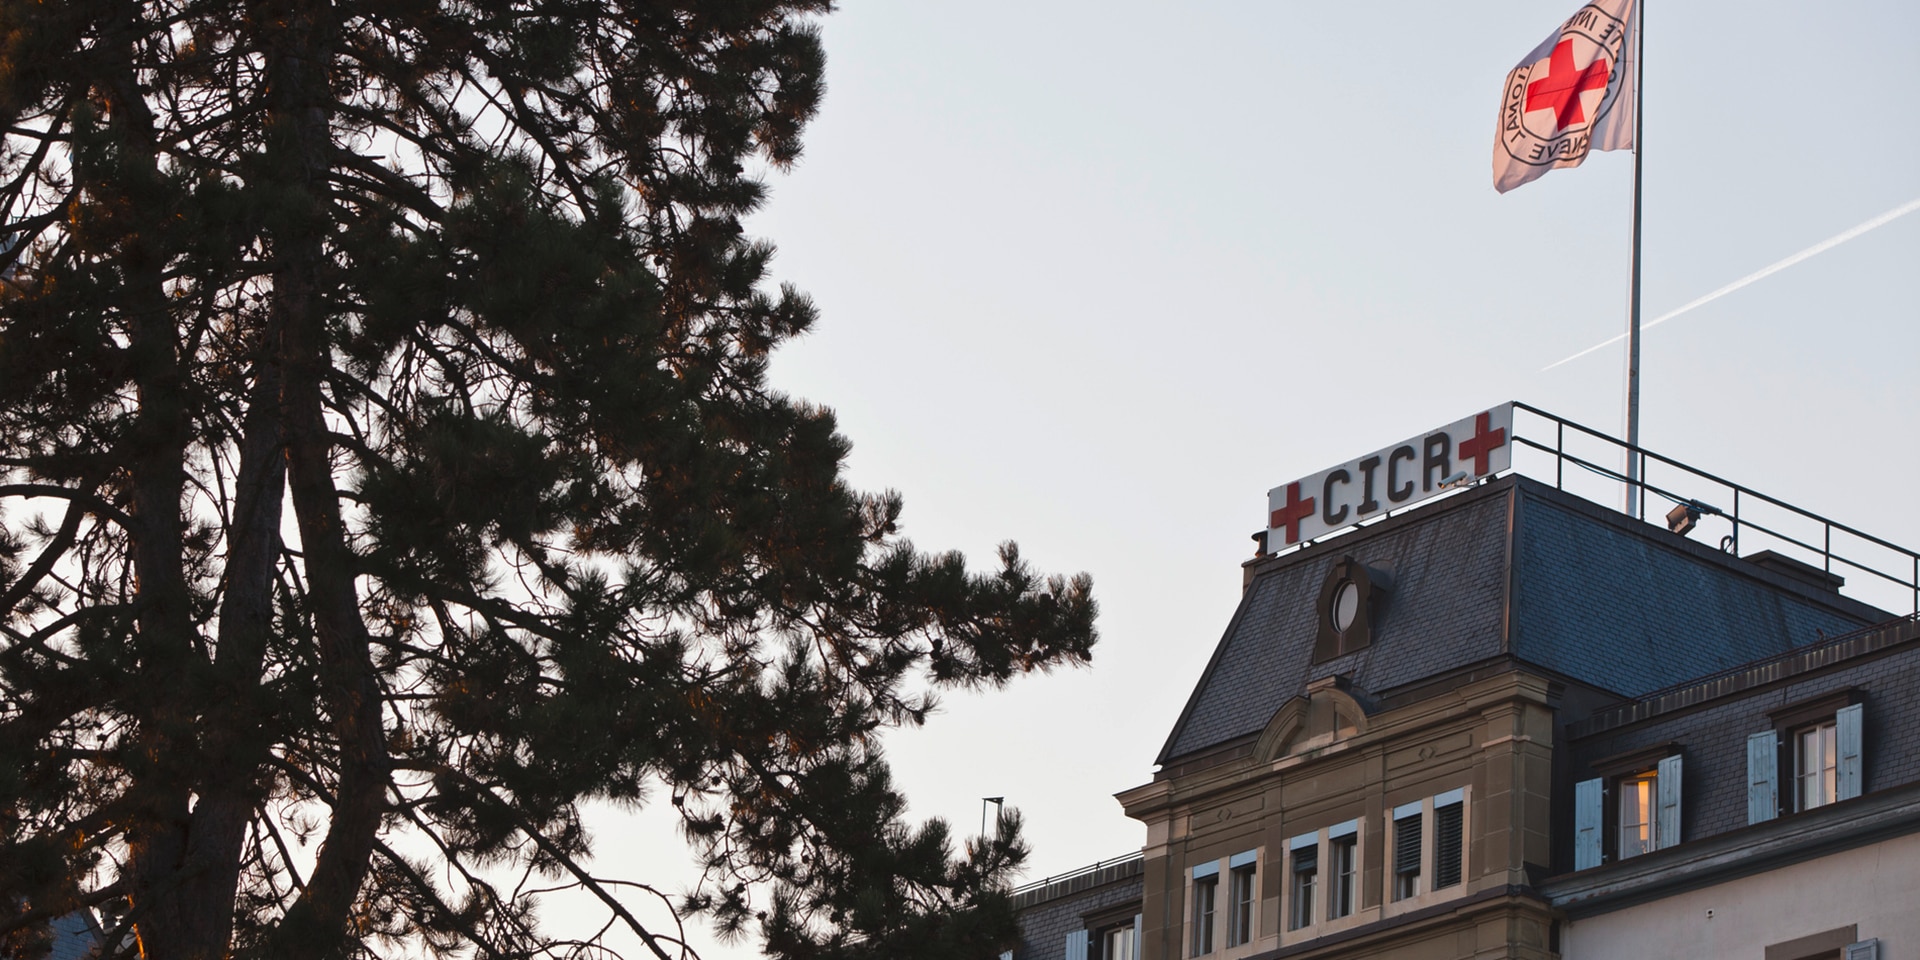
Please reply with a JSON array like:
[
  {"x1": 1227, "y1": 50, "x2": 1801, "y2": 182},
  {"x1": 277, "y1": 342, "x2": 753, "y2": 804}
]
[
  {"x1": 1656, "y1": 754, "x2": 1683, "y2": 849},
  {"x1": 1064, "y1": 929, "x2": 1087, "y2": 960},
  {"x1": 1844, "y1": 939, "x2": 1879, "y2": 960},
  {"x1": 1747, "y1": 731, "x2": 1779, "y2": 824},
  {"x1": 1574, "y1": 777, "x2": 1603, "y2": 869},
  {"x1": 1837, "y1": 702, "x2": 1865, "y2": 801}
]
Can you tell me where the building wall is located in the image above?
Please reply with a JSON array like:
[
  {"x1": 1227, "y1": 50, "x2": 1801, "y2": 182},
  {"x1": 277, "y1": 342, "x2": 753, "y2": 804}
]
[
  {"x1": 1123, "y1": 671, "x2": 1561, "y2": 960},
  {"x1": 1567, "y1": 619, "x2": 1920, "y2": 848},
  {"x1": 1559, "y1": 830, "x2": 1920, "y2": 960},
  {"x1": 1011, "y1": 865, "x2": 1144, "y2": 960}
]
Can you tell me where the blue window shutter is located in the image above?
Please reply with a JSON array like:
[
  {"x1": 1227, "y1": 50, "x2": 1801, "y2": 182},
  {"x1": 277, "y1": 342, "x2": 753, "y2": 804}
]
[
  {"x1": 1001, "y1": 952, "x2": 1014, "y2": 960},
  {"x1": 1656, "y1": 754, "x2": 1682, "y2": 849},
  {"x1": 1844, "y1": 939, "x2": 1880, "y2": 960},
  {"x1": 1064, "y1": 929, "x2": 1087, "y2": 960},
  {"x1": 1837, "y1": 703, "x2": 1865, "y2": 801},
  {"x1": 1747, "y1": 731, "x2": 1779, "y2": 824},
  {"x1": 1133, "y1": 914, "x2": 1142, "y2": 959},
  {"x1": 1574, "y1": 777, "x2": 1603, "y2": 870}
]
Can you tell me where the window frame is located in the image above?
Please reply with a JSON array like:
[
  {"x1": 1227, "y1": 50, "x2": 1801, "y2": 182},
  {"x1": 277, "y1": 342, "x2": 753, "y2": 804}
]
[
  {"x1": 1286, "y1": 833, "x2": 1317, "y2": 933},
  {"x1": 1751, "y1": 694, "x2": 1866, "y2": 823},
  {"x1": 1225, "y1": 857, "x2": 1256, "y2": 947},
  {"x1": 1184, "y1": 849, "x2": 1260, "y2": 958},
  {"x1": 1432, "y1": 795, "x2": 1465, "y2": 890},
  {"x1": 1578, "y1": 746, "x2": 1683, "y2": 868},
  {"x1": 1795, "y1": 718, "x2": 1838, "y2": 812},
  {"x1": 1326, "y1": 824, "x2": 1358, "y2": 921},
  {"x1": 1100, "y1": 919, "x2": 1138, "y2": 960},
  {"x1": 1279, "y1": 819, "x2": 1365, "y2": 944},
  {"x1": 1615, "y1": 768, "x2": 1659, "y2": 859},
  {"x1": 1389, "y1": 802, "x2": 1422, "y2": 901},
  {"x1": 1189, "y1": 863, "x2": 1218, "y2": 957},
  {"x1": 1382, "y1": 787, "x2": 1471, "y2": 918}
]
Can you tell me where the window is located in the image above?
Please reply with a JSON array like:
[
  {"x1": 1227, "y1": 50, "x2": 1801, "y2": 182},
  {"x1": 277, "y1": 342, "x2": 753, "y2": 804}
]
[
  {"x1": 1391, "y1": 804, "x2": 1421, "y2": 900},
  {"x1": 1327, "y1": 827, "x2": 1357, "y2": 920},
  {"x1": 1749, "y1": 700, "x2": 1865, "y2": 824},
  {"x1": 1104, "y1": 924, "x2": 1136, "y2": 960},
  {"x1": 1575, "y1": 756, "x2": 1680, "y2": 869},
  {"x1": 1386, "y1": 788, "x2": 1470, "y2": 908},
  {"x1": 1311, "y1": 557, "x2": 1384, "y2": 662},
  {"x1": 1190, "y1": 864, "x2": 1217, "y2": 956},
  {"x1": 1796, "y1": 719, "x2": 1838, "y2": 811},
  {"x1": 1433, "y1": 797, "x2": 1464, "y2": 889},
  {"x1": 1288, "y1": 834, "x2": 1317, "y2": 931},
  {"x1": 1226, "y1": 859, "x2": 1255, "y2": 947},
  {"x1": 1618, "y1": 770, "x2": 1658, "y2": 857},
  {"x1": 1187, "y1": 850, "x2": 1256, "y2": 955}
]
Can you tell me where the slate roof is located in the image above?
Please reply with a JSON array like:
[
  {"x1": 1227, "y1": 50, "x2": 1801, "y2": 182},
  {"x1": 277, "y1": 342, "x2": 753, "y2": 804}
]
[
  {"x1": 1508, "y1": 490, "x2": 1877, "y2": 695},
  {"x1": 1157, "y1": 476, "x2": 1882, "y2": 765},
  {"x1": 1157, "y1": 488, "x2": 1512, "y2": 762},
  {"x1": 1564, "y1": 614, "x2": 1920, "y2": 850}
]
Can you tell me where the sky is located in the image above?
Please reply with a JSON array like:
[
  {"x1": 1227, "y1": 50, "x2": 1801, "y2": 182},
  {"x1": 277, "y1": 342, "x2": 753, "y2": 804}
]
[{"x1": 582, "y1": 1, "x2": 1919, "y2": 954}]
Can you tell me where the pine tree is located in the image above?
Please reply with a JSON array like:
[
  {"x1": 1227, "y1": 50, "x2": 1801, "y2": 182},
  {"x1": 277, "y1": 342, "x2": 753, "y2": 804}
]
[{"x1": 0, "y1": 2, "x2": 1097, "y2": 957}]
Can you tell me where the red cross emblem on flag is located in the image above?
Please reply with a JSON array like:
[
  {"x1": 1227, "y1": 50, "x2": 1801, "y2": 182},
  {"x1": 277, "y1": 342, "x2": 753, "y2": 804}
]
[
  {"x1": 1526, "y1": 39, "x2": 1612, "y2": 133},
  {"x1": 1493, "y1": 0, "x2": 1636, "y2": 193}
]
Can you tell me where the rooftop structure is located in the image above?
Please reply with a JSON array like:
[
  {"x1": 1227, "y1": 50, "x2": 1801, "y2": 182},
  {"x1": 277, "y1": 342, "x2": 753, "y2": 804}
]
[{"x1": 1010, "y1": 403, "x2": 1918, "y2": 960}]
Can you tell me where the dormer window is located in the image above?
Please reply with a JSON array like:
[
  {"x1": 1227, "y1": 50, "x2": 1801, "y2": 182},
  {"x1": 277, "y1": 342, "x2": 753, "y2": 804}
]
[
  {"x1": 1330, "y1": 579, "x2": 1360, "y2": 632},
  {"x1": 1312, "y1": 557, "x2": 1387, "y2": 662},
  {"x1": 1747, "y1": 695, "x2": 1864, "y2": 824}
]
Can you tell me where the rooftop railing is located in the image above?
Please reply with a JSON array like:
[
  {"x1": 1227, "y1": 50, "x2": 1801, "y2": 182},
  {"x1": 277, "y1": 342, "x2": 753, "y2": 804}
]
[
  {"x1": 1510, "y1": 401, "x2": 1920, "y2": 615},
  {"x1": 1007, "y1": 851, "x2": 1144, "y2": 903}
]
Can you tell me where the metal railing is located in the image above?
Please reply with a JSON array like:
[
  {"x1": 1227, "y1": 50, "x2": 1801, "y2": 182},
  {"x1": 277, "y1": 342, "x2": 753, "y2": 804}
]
[
  {"x1": 1007, "y1": 851, "x2": 1144, "y2": 900},
  {"x1": 1510, "y1": 402, "x2": 1920, "y2": 615}
]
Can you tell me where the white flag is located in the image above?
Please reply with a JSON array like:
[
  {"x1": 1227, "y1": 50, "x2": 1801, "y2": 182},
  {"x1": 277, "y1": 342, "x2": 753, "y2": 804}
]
[{"x1": 1493, "y1": 0, "x2": 1637, "y2": 193}]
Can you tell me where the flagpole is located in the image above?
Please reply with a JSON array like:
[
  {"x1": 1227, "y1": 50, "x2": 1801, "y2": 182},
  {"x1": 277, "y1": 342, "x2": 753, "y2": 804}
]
[{"x1": 1624, "y1": 0, "x2": 1645, "y2": 519}]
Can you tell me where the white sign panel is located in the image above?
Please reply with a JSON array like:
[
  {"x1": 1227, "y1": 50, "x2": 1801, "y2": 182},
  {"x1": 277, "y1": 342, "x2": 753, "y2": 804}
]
[{"x1": 1266, "y1": 403, "x2": 1514, "y2": 548}]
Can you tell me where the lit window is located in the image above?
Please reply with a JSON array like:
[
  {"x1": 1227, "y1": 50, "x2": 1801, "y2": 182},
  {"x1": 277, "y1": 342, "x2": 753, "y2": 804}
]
[
  {"x1": 1226, "y1": 860, "x2": 1255, "y2": 947},
  {"x1": 1288, "y1": 836, "x2": 1317, "y2": 931},
  {"x1": 1328, "y1": 832, "x2": 1357, "y2": 920},
  {"x1": 1618, "y1": 770, "x2": 1658, "y2": 858},
  {"x1": 1191, "y1": 869, "x2": 1217, "y2": 956},
  {"x1": 1797, "y1": 719, "x2": 1838, "y2": 811}
]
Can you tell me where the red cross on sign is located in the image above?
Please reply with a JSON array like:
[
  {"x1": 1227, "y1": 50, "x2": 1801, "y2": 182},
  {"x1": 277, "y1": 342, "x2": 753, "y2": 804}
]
[
  {"x1": 1525, "y1": 39, "x2": 1611, "y2": 133},
  {"x1": 1267, "y1": 404, "x2": 1515, "y2": 550},
  {"x1": 1458, "y1": 412, "x2": 1509, "y2": 477},
  {"x1": 1270, "y1": 482, "x2": 1316, "y2": 545}
]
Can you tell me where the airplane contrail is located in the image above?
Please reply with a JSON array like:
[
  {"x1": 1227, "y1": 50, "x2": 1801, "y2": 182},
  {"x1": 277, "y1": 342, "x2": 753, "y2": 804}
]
[{"x1": 1543, "y1": 196, "x2": 1920, "y2": 371}]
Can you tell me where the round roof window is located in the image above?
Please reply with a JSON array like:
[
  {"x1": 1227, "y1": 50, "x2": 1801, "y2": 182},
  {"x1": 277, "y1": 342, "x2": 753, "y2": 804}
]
[{"x1": 1331, "y1": 579, "x2": 1360, "y2": 633}]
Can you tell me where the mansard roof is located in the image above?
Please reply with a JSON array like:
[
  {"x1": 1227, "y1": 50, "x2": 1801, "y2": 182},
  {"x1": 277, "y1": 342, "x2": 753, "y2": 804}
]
[{"x1": 1156, "y1": 475, "x2": 1886, "y2": 765}]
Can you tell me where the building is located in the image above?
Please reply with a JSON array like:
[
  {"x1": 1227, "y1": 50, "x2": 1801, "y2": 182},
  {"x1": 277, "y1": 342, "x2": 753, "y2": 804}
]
[{"x1": 1009, "y1": 404, "x2": 1919, "y2": 960}]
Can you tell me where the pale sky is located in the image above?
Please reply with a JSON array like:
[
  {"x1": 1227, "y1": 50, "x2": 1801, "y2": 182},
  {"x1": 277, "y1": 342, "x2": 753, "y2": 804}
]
[{"x1": 583, "y1": 2, "x2": 1920, "y2": 955}]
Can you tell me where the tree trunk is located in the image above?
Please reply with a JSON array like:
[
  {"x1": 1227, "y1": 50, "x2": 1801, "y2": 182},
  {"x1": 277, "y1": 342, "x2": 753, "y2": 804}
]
[
  {"x1": 94, "y1": 12, "x2": 227, "y2": 958},
  {"x1": 257, "y1": 2, "x2": 392, "y2": 955}
]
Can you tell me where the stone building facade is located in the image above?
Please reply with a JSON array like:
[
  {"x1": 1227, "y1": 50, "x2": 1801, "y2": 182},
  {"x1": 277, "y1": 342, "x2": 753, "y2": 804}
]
[{"x1": 1011, "y1": 471, "x2": 1917, "y2": 960}]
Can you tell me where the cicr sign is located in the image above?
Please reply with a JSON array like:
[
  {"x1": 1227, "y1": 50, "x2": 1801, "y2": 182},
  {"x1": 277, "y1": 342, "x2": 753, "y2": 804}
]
[{"x1": 1267, "y1": 404, "x2": 1513, "y2": 548}]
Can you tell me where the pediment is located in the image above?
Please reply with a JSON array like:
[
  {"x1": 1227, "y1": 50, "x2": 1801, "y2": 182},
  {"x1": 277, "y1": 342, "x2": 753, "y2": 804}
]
[{"x1": 1253, "y1": 679, "x2": 1370, "y2": 763}]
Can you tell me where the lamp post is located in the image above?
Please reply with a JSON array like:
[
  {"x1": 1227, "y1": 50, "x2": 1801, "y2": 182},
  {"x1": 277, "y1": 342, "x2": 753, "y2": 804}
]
[{"x1": 982, "y1": 796, "x2": 1004, "y2": 838}]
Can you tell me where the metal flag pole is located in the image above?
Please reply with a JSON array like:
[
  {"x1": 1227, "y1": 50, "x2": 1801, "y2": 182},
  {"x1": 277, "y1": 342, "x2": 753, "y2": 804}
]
[{"x1": 1623, "y1": 0, "x2": 1645, "y2": 519}]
